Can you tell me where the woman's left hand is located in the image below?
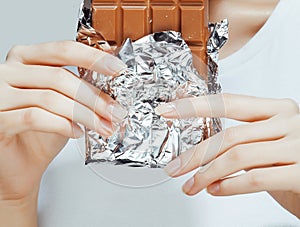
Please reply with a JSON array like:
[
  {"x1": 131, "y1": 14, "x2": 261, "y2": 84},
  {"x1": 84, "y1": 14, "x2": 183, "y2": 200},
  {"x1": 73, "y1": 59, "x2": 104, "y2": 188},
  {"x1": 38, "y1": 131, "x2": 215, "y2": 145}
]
[{"x1": 155, "y1": 94, "x2": 300, "y2": 199}]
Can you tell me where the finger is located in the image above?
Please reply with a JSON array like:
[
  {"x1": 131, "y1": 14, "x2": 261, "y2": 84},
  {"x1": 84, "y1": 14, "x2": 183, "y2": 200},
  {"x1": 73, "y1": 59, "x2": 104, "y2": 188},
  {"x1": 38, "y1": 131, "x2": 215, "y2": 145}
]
[
  {"x1": 6, "y1": 41, "x2": 127, "y2": 76},
  {"x1": 0, "y1": 107, "x2": 83, "y2": 138},
  {"x1": 164, "y1": 116, "x2": 291, "y2": 177},
  {"x1": 206, "y1": 165, "x2": 300, "y2": 196},
  {"x1": 1, "y1": 88, "x2": 114, "y2": 137},
  {"x1": 155, "y1": 93, "x2": 299, "y2": 121},
  {"x1": 2, "y1": 65, "x2": 127, "y2": 123},
  {"x1": 182, "y1": 140, "x2": 295, "y2": 195}
]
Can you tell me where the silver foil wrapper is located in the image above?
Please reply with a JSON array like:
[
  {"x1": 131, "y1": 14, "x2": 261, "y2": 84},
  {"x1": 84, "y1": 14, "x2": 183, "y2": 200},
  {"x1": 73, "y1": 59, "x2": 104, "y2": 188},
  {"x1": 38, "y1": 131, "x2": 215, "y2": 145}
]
[{"x1": 76, "y1": 1, "x2": 228, "y2": 167}]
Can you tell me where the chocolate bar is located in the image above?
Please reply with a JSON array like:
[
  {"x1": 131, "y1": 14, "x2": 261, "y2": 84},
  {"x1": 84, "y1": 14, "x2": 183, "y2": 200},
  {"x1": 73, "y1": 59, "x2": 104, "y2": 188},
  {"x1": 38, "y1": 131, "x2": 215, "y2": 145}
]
[
  {"x1": 91, "y1": 0, "x2": 209, "y2": 70},
  {"x1": 76, "y1": 1, "x2": 227, "y2": 167}
]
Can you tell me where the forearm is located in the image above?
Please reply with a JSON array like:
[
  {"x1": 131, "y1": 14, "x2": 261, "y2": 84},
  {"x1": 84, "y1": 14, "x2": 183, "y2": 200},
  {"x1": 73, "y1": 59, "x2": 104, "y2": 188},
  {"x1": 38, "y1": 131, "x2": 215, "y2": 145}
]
[
  {"x1": 269, "y1": 191, "x2": 300, "y2": 219},
  {"x1": 0, "y1": 196, "x2": 38, "y2": 227}
]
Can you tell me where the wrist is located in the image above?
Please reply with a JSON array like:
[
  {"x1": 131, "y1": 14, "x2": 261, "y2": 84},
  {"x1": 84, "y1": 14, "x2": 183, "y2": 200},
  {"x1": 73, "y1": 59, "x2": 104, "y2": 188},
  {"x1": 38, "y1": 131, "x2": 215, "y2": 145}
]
[
  {"x1": 269, "y1": 191, "x2": 300, "y2": 219},
  {"x1": 0, "y1": 194, "x2": 38, "y2": 227}
]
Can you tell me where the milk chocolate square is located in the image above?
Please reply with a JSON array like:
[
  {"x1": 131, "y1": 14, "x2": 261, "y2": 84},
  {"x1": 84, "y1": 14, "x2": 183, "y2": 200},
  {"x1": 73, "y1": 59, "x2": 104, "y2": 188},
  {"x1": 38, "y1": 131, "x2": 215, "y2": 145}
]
[{"x1": 91, "y1": 0, "x2": 209, "y2": 66}]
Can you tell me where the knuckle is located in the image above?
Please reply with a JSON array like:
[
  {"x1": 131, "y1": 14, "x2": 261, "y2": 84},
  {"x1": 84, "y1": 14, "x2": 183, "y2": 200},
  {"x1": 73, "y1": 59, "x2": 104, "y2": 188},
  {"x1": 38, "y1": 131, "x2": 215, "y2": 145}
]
[
  {"x1": 54, "y1": 41, "x2": 76, "y2": 60},
  {"x1": 280, "y1": 98, "x2": 299, "y2": 114},
  {"x1": 224, "y1": 127, "x2": 238, "y2": 145},
  {"x1": 198, "y1": 171, "x2": 211, "y2": 184},
  {"x1": 23, "y1": 107, "x2": 40, "y2": 126},
  {"x1": 247, "y1": 170, "x2": 263, "y2": 188},
  {"x1": 50, "y1": 68, "x2": 67, "y2": 86},
  {"x1": 227, "y1": 146, "x2": 243, "y2": 162},
  {"x1": 6, "y1": 45, "x2": 24, "y2": 60},
  {"x1": 40, "y1": 90, "x2": 57, "y2": 107},
  {"x1": 57, "y1": 40, "x2": 74, "y2": 50}
]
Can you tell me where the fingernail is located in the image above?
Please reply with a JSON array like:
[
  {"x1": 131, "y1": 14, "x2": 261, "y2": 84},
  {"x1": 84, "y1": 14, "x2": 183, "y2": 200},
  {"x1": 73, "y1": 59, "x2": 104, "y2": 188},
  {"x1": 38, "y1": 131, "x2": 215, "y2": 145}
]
[
  {"x1": 74, "y1": 127, "x2": 84, "y2": 138},
  {"x1": 109, "y1": 102, "x2": 127, "y2": 123},
  {"x1": 207, "y1": 183, "x2": 220, "y2": 194},
  {"x1": 164, "y1": 158, "x2": 181, "y2": 176},
  {"x1": 183, "y1": 177, "x2": 194, "y2": 194},
  {"x1": 103, "y1": 55, "x2": 127, "y2": 76},
  {"x1": 98, "y1": 119, "x2": 114, "y2": 137},
  {"x1": 155, "y1": 103, "x2": 176, "y2": 116}
]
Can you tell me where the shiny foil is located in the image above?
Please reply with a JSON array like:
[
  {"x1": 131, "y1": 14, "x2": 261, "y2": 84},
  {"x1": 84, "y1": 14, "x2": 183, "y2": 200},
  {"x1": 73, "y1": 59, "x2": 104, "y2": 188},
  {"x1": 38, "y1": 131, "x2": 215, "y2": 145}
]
[{"x1": 76, "y1": 1, "x2": 228, "y2": 167}]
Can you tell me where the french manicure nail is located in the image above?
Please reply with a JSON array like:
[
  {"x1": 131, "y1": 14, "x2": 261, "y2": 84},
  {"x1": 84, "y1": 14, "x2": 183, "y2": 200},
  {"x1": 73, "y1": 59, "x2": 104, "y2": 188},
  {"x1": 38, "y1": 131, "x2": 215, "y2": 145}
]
[
  {"x1": 164, "y1": 158, "x2": 181, "y2": 176},
  {"x1": 207, "y1": 183, "x2": 220, "y2": 194},
  {"x1": 104, "y1": 55, "x2": 127, "y2": 76},
  {"x1": 183, "y1": 177, "x2": 194, "y2": 194},
  {"x1": 74, "y1": 127, "x2": 84, "y2": 138},
  {"x1": 98, "y1": 119, "x2": 114, "y2": 137},
  {"x1": 155, "y1": 103, "x2": 176, "y2": 116},
  {"x1": 109, "y1": 102, "x2": 127, "y2": 123}
]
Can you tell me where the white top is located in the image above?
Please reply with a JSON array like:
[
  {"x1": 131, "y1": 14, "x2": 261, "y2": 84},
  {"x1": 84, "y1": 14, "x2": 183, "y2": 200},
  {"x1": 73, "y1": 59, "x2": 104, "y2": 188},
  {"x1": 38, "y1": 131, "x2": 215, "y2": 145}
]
[{"x1": 38, "y1": 0, "x2": 300, "y2": 226}]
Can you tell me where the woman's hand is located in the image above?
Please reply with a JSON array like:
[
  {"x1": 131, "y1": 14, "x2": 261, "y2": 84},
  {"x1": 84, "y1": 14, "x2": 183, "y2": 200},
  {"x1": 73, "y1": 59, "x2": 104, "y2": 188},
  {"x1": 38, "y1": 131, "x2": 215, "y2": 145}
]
[
  {"x1": 0, "y1": 41, "x2": 127, "y2": 226},
  {"x1": 156, "y1": 94, "x2": 300, "y2": 217}
]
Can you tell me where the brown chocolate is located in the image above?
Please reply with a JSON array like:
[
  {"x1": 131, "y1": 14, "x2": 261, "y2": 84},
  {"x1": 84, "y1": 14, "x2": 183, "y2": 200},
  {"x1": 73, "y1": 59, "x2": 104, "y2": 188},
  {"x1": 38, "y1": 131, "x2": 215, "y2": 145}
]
[{"x1": 92, "y1": 0, "x2": 209, "y2": 74}]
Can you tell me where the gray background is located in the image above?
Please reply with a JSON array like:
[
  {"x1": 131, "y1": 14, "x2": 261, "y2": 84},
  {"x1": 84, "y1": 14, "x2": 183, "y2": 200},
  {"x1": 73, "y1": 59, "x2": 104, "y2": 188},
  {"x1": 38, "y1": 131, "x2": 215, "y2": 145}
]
[
  {"x1": 0, "y1": 0, "x2": 82, "y2": 61},
  {"x1": 1, "y1": 1, "x2": 300, "y2": 226}
]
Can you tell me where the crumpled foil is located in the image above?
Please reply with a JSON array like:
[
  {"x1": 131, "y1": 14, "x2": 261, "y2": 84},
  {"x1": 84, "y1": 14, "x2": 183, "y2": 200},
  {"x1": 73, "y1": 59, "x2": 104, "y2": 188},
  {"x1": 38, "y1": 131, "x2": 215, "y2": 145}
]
[
  {"x1": 207, "y1": 20, "x2": 229, "y2": 133},
  {"x1": 76, "y1": 1, "x2": 228, "y2": 167}
]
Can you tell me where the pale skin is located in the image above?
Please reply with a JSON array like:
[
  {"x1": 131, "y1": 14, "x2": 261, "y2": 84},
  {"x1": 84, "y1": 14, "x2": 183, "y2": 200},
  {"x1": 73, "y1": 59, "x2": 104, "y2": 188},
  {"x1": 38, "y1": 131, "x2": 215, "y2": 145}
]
[
  {"x1": 0, "y1": 41, "x2": 127, "y2": 226},
  {"x1": 159, "y1": 0, "x2": 300, "y2": 220},
  {"x1": 157, "y1": 94, "x2": 300, "y2": 219},
  {"x1": 1, "y1": 0, "x2": 299, "y2": 226}
]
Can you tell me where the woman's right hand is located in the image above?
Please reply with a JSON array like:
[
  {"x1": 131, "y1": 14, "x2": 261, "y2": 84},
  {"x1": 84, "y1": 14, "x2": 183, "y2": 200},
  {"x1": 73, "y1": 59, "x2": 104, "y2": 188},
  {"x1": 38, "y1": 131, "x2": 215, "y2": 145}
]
[{"x1": 0, "y1": 41, "x2": 127, "y2": 215}]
